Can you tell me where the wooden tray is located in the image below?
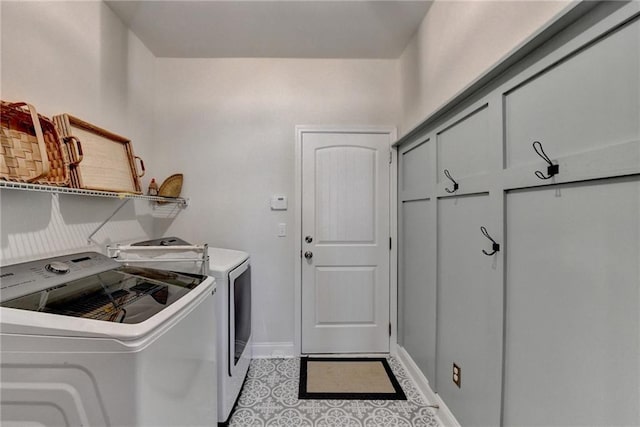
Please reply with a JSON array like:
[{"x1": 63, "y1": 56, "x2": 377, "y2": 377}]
[{"x1": 53, "y1": 114, "x2": 144, "y2": 194}]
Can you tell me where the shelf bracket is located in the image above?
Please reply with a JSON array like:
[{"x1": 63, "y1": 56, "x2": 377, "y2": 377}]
[{"x1": 87, "y1": 198, "x2": 131, "y2": 244}]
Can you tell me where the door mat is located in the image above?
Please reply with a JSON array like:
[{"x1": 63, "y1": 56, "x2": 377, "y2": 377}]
[{"x1": 298, "y1": 357, "x2": 406, "y2": 400}]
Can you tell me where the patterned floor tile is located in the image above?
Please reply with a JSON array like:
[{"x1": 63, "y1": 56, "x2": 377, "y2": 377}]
[{"x1": 228, "y1": 357, "x2": 439, "y2": 427}]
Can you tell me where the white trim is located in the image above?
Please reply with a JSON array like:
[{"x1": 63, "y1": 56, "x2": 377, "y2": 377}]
[
  {"x1": 389, "y1": 135, "x2": 398, "y2": 353},
  {"x1": 294, "y1": 125, "x2": 397, "y2": 356},
  {"x1": 395, "y1": 345, "x2": 461, "y2": 427},
  {"x1": 294, "y1": 127, "x2": 303, "y2": 356},
  {"x1": 252, "y1": 341, "x2": 296, "y2": 359}
]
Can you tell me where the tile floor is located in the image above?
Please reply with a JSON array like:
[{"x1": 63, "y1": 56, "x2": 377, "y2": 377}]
[{"x1": 227, "y1": 357, "x2": 440, "y2": 426}]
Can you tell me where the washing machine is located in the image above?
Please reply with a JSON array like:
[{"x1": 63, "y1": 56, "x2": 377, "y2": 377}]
[
  {"x1": 208, "y1": 247, "x2": 252, "y2": 424},
  {"x1": 0, "y1": 252, "x2": 217, "y2": 426}
]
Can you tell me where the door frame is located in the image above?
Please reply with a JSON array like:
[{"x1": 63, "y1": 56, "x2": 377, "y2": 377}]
[{"x1": 294, "y1": 125, "x2": 398, "y2": 355}]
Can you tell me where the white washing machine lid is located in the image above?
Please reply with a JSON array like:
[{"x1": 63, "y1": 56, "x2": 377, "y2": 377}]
[
  {"x1": 0, "y1": 252, "x2": 215, "y2": 342},
  {"x1": 0, "y1": 277, "x2": 214, "y2": 343},
  {"x1": 208, "y1": 248, "x2": 249, "y2": 276}
]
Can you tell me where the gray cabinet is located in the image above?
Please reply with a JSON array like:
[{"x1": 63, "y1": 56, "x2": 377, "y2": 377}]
[
  {"x1": 396, "y1": 3, "x2": 640, "y2": 425},
  {"x1": 437, "y1": 104, "x2": 491, "y2": 183},
  {"x1": 398, "y1": 138, "x2": 437, "y2": 384},
  {"x1": 400, "y1": 198, "x2": 435, "y2": 381},
  {"x1": 401, "y1": 138, "x2": 432, "y2": 197},
  {"x1": 437, "y1": 194, "x2": 501, "y2": 427},
  {"x1": 504, "y1": 19, "x2": 639, "y2": 169},
  {"x1": 504, "y1": 178, "x2": 640, "y2": 426}
]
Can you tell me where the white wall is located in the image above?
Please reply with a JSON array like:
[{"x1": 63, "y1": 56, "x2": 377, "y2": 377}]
[
  {"x1": 0, "y1": 0, "x2": 157, "y2": 264},
  {"x1": 152, "y1": 58, "x2": 400, "y2": 349},
  {"x1": 399, "y1": 0, "x2": 571, "y2": 135}
]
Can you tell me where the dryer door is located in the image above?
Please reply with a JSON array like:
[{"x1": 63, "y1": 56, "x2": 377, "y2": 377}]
[{"x1": 228, "y1": 259, "x2": 251, "y2": 376}]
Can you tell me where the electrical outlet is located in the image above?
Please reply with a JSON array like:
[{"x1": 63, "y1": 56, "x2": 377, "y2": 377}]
[{"x1": 453, "y1": 363, "x2": 461, "y2": 388}]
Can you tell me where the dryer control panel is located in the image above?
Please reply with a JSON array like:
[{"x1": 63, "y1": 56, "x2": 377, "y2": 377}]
[{"x1": 0, "y1": 252, "x2": 121, "y2": 303}]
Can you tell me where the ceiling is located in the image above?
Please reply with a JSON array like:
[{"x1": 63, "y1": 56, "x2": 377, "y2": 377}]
[{"x1": 105, "y1": 1, "x2": 432, "y2": 59}]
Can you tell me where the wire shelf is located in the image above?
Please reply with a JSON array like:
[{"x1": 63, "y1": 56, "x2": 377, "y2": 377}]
[{"x1": 0, "y1": 181, "x2": 188, "y2": 207}]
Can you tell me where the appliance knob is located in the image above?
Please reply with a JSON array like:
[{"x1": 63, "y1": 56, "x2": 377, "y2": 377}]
[
  {"x1": 304, "y1": 251, "x2": 313, "y2": 260},
  {"x1": 45, "y1": 262, "x2": 70, "y2": 274}
]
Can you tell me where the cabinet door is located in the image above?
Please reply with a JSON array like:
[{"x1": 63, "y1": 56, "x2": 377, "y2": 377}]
[
  {"x1": 398, "y1": 138, "x2": 436, "y2": 383},
  {"x1": 504, "y1": 17, "x2": 640, "y2": 170},
  {"x1": 400, "y1": 138, "x2": 431, "y2": 199},
  {"x1": 437, "y1": 104, "x2": 491, "y2": 183},
  {"x1": 400, "y1": 198, "x2": 435, "y2": 381},
  {"x1": 437, "y1": 194, "x2": 502, "y2": 426},
  {"x1": 504, "y1": 177, "x2": 640, "y2": 426}
]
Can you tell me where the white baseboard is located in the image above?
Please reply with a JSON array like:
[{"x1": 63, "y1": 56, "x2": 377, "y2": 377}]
[
  {"x1": 252, "y1": 341, "x2": 296, "y2": 359},
  {"x1": 394, "y1": 345, "x2": 461, "y2": 427}
]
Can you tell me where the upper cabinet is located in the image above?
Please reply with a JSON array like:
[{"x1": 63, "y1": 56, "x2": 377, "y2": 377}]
[
  {"x1": 437, "y1": 104, "x2": 491, "y2": 184},
  {"x1": 504, "y1": 17, "x2": 640, "y2": 171},
  {"x1": 400, "y1": 138, "x2": 431, "y2": 199}
]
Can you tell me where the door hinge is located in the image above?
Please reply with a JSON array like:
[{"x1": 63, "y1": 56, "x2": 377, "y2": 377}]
[
  {"x1": 389, "y1": 323, "x2": 392, "y2": 337},
  {"x1": 389, "y1": 149, "x2": 393, "y2": 164},
  {"x1": 389, "y1": 237, "x2": 392, "y2": 250},
  {"x1": 300, "y1": 250, "x2": 302, "y2": 258}
]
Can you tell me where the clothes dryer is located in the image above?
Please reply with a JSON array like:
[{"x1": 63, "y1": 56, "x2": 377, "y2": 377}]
[
  {"x1": 208, "y1": 247, "x2": 252, "y2": 424},
  {"x1": 107, "y1": 240, "x2": 252, "y2": 424}
]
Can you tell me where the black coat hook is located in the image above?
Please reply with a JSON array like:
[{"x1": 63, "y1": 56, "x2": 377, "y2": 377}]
[
  {"x1": 444, "y1": 169, "x2": 459, "y2": 193},
  {"x1": 532, "y1": 141, "x2": 559, "y2": 180},
  {"x1": 480, "y1": 226, "x2": 500, "y2": 256}
]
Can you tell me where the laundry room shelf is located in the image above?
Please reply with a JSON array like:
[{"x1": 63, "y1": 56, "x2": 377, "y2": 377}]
[{"x1": 0, "y1": 181, "x2": 189, "y2": 207}]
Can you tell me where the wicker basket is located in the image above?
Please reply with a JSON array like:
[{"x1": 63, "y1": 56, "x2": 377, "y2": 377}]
[
  {"x1": 157, "y1": 174, "x2": 183, "y2": 204},
  {"x1": 1, "y1": 101, "x2": 72, "y2": 186}
]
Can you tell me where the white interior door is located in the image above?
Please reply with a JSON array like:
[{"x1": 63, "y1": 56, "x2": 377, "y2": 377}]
[{"x1": 301, "y1": 130, "x2": 391, "y2": 354}]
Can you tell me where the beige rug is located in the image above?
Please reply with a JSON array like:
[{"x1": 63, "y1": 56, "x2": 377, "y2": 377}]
[{"x1": 298, "y1": 357, "x2": 406, "y2": 400}]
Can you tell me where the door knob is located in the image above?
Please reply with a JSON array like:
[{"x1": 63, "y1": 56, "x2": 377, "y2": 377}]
[
  {"x1": 304, "y1": 251, "x2": 313, "y2": 260},
  {"x1": 305, "y1": 236, "x2": 313, "y2": 243}
]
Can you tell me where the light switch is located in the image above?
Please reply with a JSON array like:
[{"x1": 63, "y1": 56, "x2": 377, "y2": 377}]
[
  {"x1": 271, "y1": 195, "x2": 288, "y2": 210},
  {"x1": 278, "y1": 223, "x2": 287, "y2": 237}
]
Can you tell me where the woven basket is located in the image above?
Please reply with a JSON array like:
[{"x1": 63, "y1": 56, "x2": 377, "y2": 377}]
[
  {"x1": 157, "y1": 173, "x2": 183, "y2": 203},
  {"x1": 1, "y1": 101, "x2": 71, "y2": 186}
]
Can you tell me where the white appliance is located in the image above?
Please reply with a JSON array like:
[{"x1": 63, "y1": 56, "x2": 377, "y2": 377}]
[
  {"x1": 208, "y1": 247, "x2": 252, "y2": 424},
  {"x1": 0, "y1": 252, "x2": 217, "y2": 427},
  {"x1": 109, "y1": 240, "x2": 252, "y2": 424}
]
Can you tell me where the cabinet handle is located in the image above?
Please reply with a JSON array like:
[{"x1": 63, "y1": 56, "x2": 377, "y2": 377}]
[
  {"x1": 532, "y1": 141, "x2": 559, "y2": 180},
  {"x1": 444, "y1": 169, "x2": 459, "y2": 193},
  {"x1": 480, "y1": 226, "x2": 500, "y2": 256}
]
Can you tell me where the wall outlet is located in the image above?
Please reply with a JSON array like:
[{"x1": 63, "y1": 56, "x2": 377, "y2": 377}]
[{"x1": 453, "y1": 363, "x2": 461, "y2": 388}]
